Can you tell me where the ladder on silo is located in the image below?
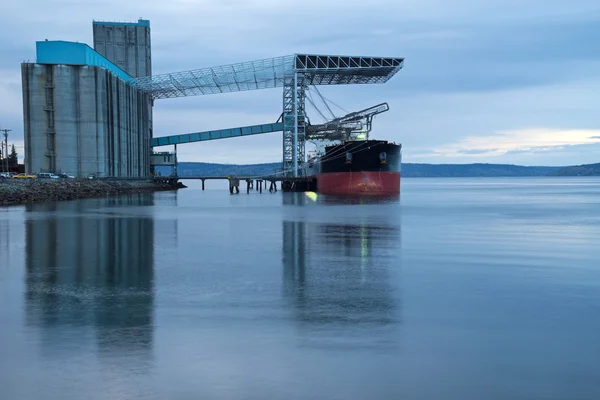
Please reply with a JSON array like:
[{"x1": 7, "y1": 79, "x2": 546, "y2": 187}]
[{"x1": 43, "y1": 65, "x2": 56, "y2": 172}]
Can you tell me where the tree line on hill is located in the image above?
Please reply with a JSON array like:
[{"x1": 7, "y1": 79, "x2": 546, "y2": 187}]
[
  {"x1": 153, "y1": 161, "x2": 600, "y2": 177},
  {"x1": 547, "y1": 163, "x2": 600, "y2": 176}
]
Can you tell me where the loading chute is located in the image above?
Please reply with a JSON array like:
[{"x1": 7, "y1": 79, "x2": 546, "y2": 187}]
[{"x1": 304, "y1": 85, "x2": 390, "y2": 141}]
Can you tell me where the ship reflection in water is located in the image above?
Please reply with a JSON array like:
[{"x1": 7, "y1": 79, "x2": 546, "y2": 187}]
[
  {"x1": 23, "y1": 194, "x2": 173, "y2": 372},
  {"x1": 282, "y1": 193, "x2": 402, "y2": 348}
]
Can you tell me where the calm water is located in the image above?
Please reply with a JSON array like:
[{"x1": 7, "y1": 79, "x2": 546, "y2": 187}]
[{"x1": 1, "y1": 177, "x2": 600, "y2": 399}]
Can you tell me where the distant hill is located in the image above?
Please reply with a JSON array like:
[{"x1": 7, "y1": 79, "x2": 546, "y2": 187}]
[
  {"x1": 171, "y1": 162, "x2": 283, "y2": 177},
  {"x1": 549, "y1": 163, "x2": 600, "y2": 176},
  {"x1": 402, "y1": 163, "x2": 559, "y2": 177},
  {"x1": 156, "y1": 162, "x2": 563, "y2": 178}
]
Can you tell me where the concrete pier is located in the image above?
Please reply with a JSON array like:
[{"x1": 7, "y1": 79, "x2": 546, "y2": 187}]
[{"x1": 166, "y1": 176, "x2": 315, "y2": 193}]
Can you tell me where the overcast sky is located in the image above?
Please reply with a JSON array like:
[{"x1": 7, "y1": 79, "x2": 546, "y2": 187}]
[{"x1": 1, "y1": 0, "x2": 599, "y2": 165}]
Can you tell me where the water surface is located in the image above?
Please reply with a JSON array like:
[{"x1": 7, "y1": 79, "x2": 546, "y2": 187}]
[{"x1": 1, "y1": 177, "x2": 599, "y2": 399}]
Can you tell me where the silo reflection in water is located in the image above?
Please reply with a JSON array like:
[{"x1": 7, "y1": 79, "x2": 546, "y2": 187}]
[
  {"x1": 0, "y1": 209, "x2": 9, "y2": 267},
  {"x1": 24, "y1": 194, "x2": 157, "y2": 366}
]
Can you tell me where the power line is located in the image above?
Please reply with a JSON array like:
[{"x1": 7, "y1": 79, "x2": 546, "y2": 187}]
[{"x1": 0, "y1": 129, "x2": 12, "y2": 173}]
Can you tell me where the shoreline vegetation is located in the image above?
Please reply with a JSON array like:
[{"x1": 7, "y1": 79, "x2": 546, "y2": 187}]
[
  {"x1": 548, "y1": 163, "x2": 600, "y2": 176},
  {"x1": 156, "y1": 161, "x2": 600, "y2": 178},
  {"x1": 0, "y1": 179, "x2": 180, "y2": 207}
]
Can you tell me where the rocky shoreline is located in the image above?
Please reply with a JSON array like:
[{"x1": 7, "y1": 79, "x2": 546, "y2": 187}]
[{"x1": 0, "y1": 179, "x2": 183, "y2": 206}]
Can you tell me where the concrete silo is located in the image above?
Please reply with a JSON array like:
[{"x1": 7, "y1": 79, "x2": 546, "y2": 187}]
[{"x1": 21, "y1": 19, "x2": 153, "y2": 178}]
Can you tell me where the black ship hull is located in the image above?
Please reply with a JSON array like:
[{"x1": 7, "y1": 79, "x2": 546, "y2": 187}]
[{"x1": 307, "y1": 140, "x2": 401, "y2": 195}]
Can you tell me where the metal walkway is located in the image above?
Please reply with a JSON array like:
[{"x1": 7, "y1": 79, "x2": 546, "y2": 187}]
[{"x1": 151, "y1": 122, "x2": 283, "y2": 147}]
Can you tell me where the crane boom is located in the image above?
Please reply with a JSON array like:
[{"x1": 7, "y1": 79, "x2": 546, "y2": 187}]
[
  {"x1": 306, "y1": 102, "x2": 390, "y2": 141},
  {"x1": 334, "y1": 103, "x2": 389, "y2": 124}
]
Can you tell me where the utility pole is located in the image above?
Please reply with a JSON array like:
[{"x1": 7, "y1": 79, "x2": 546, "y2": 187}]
[{"x1": 0, "y1": 129, "x2": 11, "y2": 173}]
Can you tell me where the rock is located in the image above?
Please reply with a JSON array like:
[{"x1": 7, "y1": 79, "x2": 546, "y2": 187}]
[{"x1": 0, "y1": 178, "x2": 182, "y2": 206}]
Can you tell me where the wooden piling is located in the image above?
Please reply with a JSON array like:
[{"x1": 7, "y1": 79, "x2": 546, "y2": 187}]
[{"x1": 229, "y1": 176, "x2": 240, "y2": 194}]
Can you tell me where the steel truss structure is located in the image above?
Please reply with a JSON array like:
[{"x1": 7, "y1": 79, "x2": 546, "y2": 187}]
[
  {"x1": 132, "y1": 54, "x2": 404, "y2": 177},
  {"x1": 282, "y1": 73, "x2": 307, "y2": 177}
]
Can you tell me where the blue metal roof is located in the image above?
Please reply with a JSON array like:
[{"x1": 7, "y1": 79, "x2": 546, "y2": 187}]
[
  {"x1": 35, "y1": 41, "x2": 133, "y2": 82},
  {"x1": 92, "y1": 19, "x2": 150, "y2": 27}
]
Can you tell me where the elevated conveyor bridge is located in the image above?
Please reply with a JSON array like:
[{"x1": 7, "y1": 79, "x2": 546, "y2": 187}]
[{"x1": 151, "y1": 123, "x2": 283, "y2": 147}]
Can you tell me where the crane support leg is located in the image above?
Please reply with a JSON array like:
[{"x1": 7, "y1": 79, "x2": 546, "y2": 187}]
[{"x1": 282, "y1": 73, "x2": 306, "y2": 177}]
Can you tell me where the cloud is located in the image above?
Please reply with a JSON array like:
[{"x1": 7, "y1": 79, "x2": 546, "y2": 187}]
[
  {"x1": 589, "y1": 136, "x2": 600, "y2": 139},
  {"x1": 414, "y1": 128, "x2": 600, "y2": 166},
  {"x1": 504, "y1": 147, "x2": 561, "y2": 155},
  {"x1": 456, "y1": 149, "x2": 500, "y2": 155},
  {"x1": 432, "y1": 128, "x2": 600, "y2": 155}
]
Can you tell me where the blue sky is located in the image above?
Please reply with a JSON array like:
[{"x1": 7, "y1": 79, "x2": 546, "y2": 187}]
[{"x1": 0, "y1": 0, "x2": 599, "y2": 165}]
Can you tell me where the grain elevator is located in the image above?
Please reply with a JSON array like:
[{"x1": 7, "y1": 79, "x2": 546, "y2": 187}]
[{"x1": 21, "y1": 19, "x2": 153, "y2": 177}]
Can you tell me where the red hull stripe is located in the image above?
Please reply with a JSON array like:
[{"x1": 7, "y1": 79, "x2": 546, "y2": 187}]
[{"x1": 316, "y1": 172, "x2": 400, "y2": 195}]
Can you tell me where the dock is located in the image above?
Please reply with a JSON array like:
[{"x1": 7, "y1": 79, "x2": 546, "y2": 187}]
[{"x1": 152, "y1": 176, "x2": 316, "y2": 193}]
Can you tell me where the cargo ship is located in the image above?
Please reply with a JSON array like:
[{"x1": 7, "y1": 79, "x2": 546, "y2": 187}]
[{"x1": 306, "y1": 139, "x2": 402, "y2": 195}]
